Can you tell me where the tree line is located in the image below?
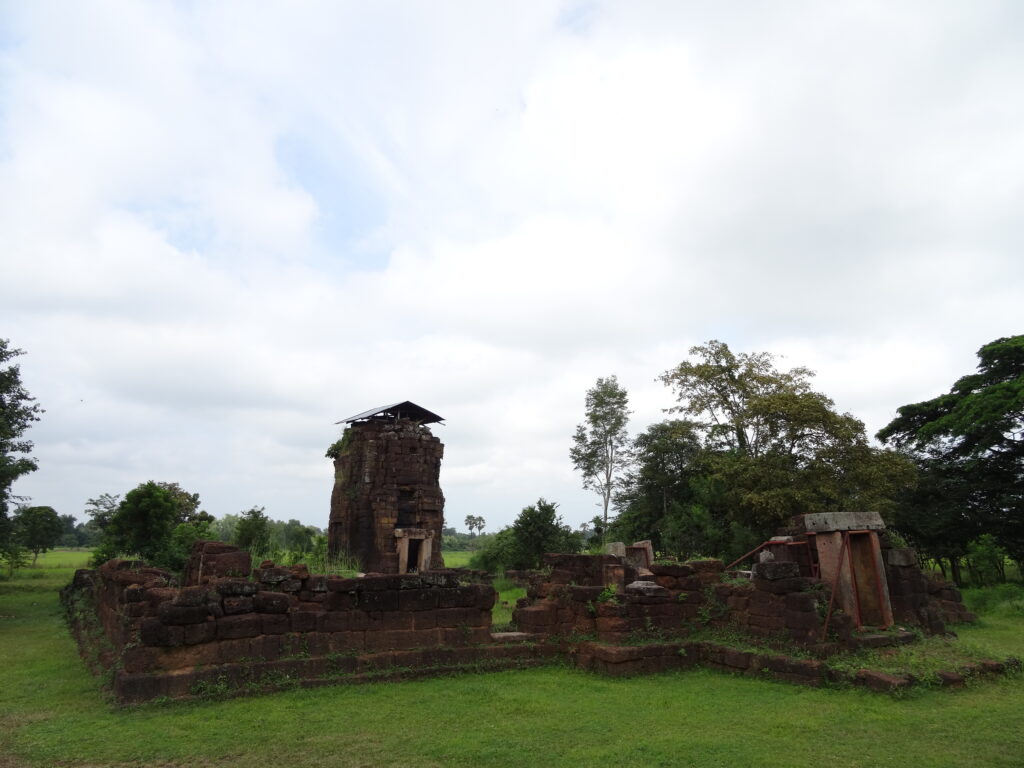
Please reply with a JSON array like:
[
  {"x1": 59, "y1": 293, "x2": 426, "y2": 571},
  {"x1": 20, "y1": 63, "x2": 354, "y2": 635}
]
[{"x1": 570, "y1": 336, "x2": 1023, "y2": 586}]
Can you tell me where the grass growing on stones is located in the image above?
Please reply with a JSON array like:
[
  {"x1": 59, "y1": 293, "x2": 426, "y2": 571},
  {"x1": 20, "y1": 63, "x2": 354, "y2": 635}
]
[{"x1": 3, "y1": 552, "x2": 1024, "y2": 767}]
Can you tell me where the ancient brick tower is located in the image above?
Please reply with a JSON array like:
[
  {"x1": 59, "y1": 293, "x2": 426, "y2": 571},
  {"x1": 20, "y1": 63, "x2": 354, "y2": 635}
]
[{"x1": 327, "y1": 402, "x2": 446, "y2": 574}]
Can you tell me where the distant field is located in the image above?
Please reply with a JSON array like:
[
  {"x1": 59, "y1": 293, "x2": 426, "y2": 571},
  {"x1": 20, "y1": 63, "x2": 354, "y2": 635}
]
[
  {"x1": 441, "y1": 549, "x2": 474, "y2": 568},
  {"x1": 3, "y1": 551, "x2": 1023, "y2": 767}
]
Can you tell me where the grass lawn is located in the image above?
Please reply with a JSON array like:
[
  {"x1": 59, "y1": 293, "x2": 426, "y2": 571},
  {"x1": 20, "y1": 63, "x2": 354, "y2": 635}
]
[
  {"x1": 2, "y1": 551, "x2": 1023, "y2": 767},
  {"x1": 440, "y1": 549, "x2": 474, "y2": 568}
]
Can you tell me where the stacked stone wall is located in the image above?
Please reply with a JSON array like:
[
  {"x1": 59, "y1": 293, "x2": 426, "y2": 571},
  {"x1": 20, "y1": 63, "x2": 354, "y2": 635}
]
[
  {"x1": 883, "y1": 547, "x2": 976, "y2": 631},
  {"x1": 63, "y1": 543, "x2": 514, "y2": 703},
  {"x1": 514, "y1": 556, "x2": 834, "y2": 645}
]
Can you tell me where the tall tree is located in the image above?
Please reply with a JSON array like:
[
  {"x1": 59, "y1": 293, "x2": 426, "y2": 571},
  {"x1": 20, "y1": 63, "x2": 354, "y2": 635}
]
[
  {"x1": 570, "y1": 375, "x2": 632, "y2": 542},
  {"x1": 0, "y1": 340, "x2": 44, "y2": 541},
  {"x1": 878, "y1": 334, "x2": 1024, "y2": 569},
  {"x1": 157, "y1": 482, "x2": 214, "y2": 526},
  {"x1": 95, "y1": 482, "x2": 178, "y2": 564},
  {"x1": 13, "y1": 505, "x2": 63, "y2": 564},
  {"x1": 661, "y1": 340, "x2": 913, "y2": 535},
  {"x1": 235, "y1": 506, "x2": 271, "y2": 552},
  {"x1": 83, "y1": 493, "x2": 121, "y2": 531}
]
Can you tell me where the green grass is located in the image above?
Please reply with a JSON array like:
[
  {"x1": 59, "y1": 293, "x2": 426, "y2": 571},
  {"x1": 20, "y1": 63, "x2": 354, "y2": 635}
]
[
  {"x1": 492, "y1": 577, "x2": 526, "y2": 628},
  {"x1": 441, "y1": 550, "x2": 474, "y2": 568},
  {"x1": 3, "y1": 551, "x2": 1024, "y2": 767}
]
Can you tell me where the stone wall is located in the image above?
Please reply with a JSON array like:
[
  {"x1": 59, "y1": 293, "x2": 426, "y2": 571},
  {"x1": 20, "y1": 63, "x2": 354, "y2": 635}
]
[
  {"x1": 327, "y1": 419, "x2": 445, "y2": 573},
  {"x1": 511, "y1": 552, "x2": 976, "y2": 650},
  {"x1": 63, "y1": 543, "x2": 525, "y2": 704}
]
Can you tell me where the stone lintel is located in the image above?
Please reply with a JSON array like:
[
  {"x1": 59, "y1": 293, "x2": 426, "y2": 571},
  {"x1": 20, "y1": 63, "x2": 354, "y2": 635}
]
[
  {"x1": 801, "y1": 511, "x2": 885, "y2": 533},
  {"x1": 395, "y1": 528, "x2": 433, "y2": 539}
]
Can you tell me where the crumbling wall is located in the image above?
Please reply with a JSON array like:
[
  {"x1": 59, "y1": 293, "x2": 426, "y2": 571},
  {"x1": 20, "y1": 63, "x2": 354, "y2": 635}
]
[
  {"x1": 883, "y1": 547, "x2": 977, "y2": 630},
  {"x1": 327, "y1": 420, "x2": 445, "y2": 573},
  {"x1": 511, "y1": 551, "x2": 976, "y2": 650},
  {"x1": 63, "y1": 542, "x2": 514, "y2": 703}
]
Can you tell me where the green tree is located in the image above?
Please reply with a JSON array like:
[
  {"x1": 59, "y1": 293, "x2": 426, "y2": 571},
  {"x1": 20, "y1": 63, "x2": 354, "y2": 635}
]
[
  {"x1": 13, "y1": 505, "x2": 63, "y2": 564},
  {"x1": 94, "y1": 482, "x2": 178, "y2": 565},
  {"x1": 470, "y1": 499, "x2": 583, "y2": 571},
  {"x1": 509, "y1": 498, "x2": 582, "y2": 569},
  {"x1": 661, "y1": 340, "x2": 913, "y2": 537},
  {"x1": 878, "y1": 334, "x2": 1024, "y2": 570},
  {"x1": 570, "y1": 375, "x2": 632, "y2": 542},
  {"x1": 212, "y1": 513, "x2": 240, "y2": 544},
  {"x1": 235, "y1": 506, "x2": 271, "y2": 552},
  {"x1": 0, "y1": 340, "x2": 44, "y2": 542},
  {"x1": 281, "y1": 519, "x2": 317, "y2": 553},
  {"x1": 606, "y1": 421, "x2": 704, "y2": 552},
  {"x1": 165, "y1": 519, "x2": 215, "y2": 571},
  {"x1": 157, "y1": 482, "x2": 214, "y2": 526},
  {"x1": 1, "y1": 537, "x2": 29, "y2": 576},
  {"x1": 83, "y1": 493, "x2": 121, "y2": 531}
]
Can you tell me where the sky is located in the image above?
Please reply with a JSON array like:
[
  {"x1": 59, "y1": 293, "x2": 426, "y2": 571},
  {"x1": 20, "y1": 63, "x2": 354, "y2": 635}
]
[{"x1": 2, "y1": 1, "x2": 1022, "y2": 533}]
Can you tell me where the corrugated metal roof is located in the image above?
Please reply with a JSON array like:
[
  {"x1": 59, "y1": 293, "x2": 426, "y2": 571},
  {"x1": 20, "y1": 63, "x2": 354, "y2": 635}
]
[{"x1": 335, "y1": 401, "x2": 444, "y2": 425}]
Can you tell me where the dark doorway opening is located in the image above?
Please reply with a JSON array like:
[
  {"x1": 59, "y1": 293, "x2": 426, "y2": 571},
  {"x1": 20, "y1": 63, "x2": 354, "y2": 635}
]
[{"x1": 406, "y1": 538, "x2": 422, "y2": 573}]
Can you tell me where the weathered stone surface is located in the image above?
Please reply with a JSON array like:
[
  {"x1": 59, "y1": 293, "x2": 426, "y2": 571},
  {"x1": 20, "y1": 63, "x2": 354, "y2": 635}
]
[
  {"x1": 327, "y1": 418, "x2": 446, "y2": 573},
  {"x1": 215, "y1": 578, "x2": 258, "y2": 597},
  {"x1": 253, "y1": 591, "x2": 290, "y2": 614},
  {"x1": 140, "y1": 618, "x2": 185, "y2": 647},
  {"x1": 885, "y1": 548, "x2": 917, "y2": 567},
  {"x1": 751, "y1": 561, "x2": 800, "y2": 581},
  {"x1": 217, "y1": 614, "x2": 262, "y2": 640},
  {"x1": 624, "y1": 581, "x2": 670, "y2": 597},
  {"x1": 158, "y1": 603, "x2": 209, "y2": 625},
  {"x1": 650, "y1": 563, "x2": 695, "y2": 578},
  {"x1": 855, "y1": 669, "x2": 912, "y2": 691},
  {"x1": 173, "y1": 586, "x2": 209, "y2": 607},
  {"x1": 801, "y1": 511, "x2": 885, "y2": 533},
  {"x1": 222, "y1": 596, "x2": 253, "y2": 615}
]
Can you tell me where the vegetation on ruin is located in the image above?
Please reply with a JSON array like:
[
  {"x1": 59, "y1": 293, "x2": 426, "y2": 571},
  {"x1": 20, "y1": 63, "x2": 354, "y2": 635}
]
[{"x1": 1, "y1": 550, "x2": 1023, "y2": 767}]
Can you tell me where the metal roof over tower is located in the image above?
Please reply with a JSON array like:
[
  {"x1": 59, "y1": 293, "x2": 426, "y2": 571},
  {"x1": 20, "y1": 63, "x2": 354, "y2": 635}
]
[{"x1": 335, "y1": 401, "x2": 444, "y2": 426}]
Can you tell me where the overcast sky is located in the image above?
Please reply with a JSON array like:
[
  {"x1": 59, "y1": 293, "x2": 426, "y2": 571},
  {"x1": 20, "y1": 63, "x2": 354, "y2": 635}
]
[{"x1": 2, "y1": 1, "x2": 1021, "y2": 533}]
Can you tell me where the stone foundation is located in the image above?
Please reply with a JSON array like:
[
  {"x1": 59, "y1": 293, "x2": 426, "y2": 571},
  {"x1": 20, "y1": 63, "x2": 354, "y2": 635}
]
[{"x1": 62, "y1": 542, "x2": 546, "y2": 704}]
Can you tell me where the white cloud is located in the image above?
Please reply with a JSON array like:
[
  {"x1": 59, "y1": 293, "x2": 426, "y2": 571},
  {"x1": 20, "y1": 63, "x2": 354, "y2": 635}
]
[{"x1": 2, "y1": 1, "x2": 1022, "y2": 532}]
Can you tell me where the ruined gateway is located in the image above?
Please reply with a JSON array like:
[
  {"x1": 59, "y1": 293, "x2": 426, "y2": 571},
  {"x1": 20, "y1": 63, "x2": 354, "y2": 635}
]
[{"x1": 327, "y1": 402, "x2": 446, "y2": 574}]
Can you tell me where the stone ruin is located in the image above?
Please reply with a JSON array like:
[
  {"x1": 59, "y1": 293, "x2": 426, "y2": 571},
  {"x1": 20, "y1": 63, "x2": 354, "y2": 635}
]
[
  {"x1": 63, "y1": 540, "x2": 551, "y2": 703},
  {"x1": 63, "y1": 496, "x2": 1006, "y2": 703},
  {"x1": 327, "y1": 402, "x2": 446, "y2": 574},
  {"x1": 62, "y1": 510, "x2": 1008, "y2": 703},
  {"x1": 509, "y1": 511, "x2": 987, "y2": 686}
]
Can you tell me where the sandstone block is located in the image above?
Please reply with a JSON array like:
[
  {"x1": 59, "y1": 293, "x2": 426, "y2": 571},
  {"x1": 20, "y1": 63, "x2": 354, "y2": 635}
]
[
  {"x1": 215, "y1": 578, "x2": 258, "y2": 597},
  {"x1": 253, "y1": 591, "x2": 290, "y2": 614},
  {"x1": 223, "y1": 596, "x2": 254, "y2": 615},
  {"x1": 217, "y1": 613, "x2": 261, "y2": 640},
  {"x1": 751, "y1": 561, "x2": 800, "y2": 581},
  {"x1": 140, "y1": 618, "x2": 185, "y2": 647},
  {"x1": 183, "y1": 621, "x2": 216, "y2": 645},
  {"x1": 158, "y1": 603, "x2": 209, "y2": 626},
  {"x1": 261, "y1": 614, "x2": 290, "y2": 634}
]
